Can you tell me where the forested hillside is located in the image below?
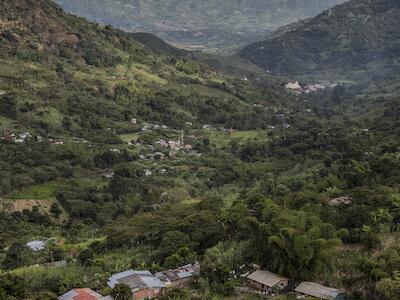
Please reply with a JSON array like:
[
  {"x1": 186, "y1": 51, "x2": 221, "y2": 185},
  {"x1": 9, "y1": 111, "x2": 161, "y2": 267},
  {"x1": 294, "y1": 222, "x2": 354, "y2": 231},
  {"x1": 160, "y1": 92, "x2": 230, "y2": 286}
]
[
  {"x1": 54, "y1": 0, "x2": 345, "y2": 52},
  {"x1": 0, "y1": 1, "x2": 399, "y2": 300},
  {"x1": 239, "y1": 0, "x2": 400, "y2": 81},
  {"x1": 0, "y1": 0, "x2": 287, "y2": 136}
]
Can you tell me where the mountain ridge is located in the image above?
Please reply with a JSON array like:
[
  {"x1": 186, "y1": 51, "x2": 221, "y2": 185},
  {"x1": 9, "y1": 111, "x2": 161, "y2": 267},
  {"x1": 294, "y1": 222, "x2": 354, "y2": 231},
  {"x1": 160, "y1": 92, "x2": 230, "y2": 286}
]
[
  {"x1": 0, "y1": 0, "x2": 288, "y2": 139},
  {"x1": 54, "y1": 0, "x2": 346, "y2": 52},
  {"x1": 238, "y1": 0, "x2": 400, "y2": 81}
]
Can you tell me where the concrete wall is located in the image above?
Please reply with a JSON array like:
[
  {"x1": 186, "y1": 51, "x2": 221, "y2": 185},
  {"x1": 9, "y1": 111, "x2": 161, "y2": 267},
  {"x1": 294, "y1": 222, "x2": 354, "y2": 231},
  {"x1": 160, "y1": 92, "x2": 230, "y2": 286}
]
[
  {"x1": 249, "y1": 279, "x2": 264, "y2": 291},
  {"x1": 248, "y1": 279, "x2": 288, "y2": 291}
]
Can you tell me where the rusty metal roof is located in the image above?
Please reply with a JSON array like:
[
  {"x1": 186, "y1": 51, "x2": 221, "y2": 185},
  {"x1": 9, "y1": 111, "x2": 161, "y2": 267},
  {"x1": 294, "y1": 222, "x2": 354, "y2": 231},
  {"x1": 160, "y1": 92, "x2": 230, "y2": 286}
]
[
  {"x1": 247, "y1": 270, "x2": 288, "y2": 287},
  {"x1": 295, "y1": 282, "x2": 344, "y2": 299},
  {"x1": 58, "y1": 288, "x2": 104, "y2": 300}
]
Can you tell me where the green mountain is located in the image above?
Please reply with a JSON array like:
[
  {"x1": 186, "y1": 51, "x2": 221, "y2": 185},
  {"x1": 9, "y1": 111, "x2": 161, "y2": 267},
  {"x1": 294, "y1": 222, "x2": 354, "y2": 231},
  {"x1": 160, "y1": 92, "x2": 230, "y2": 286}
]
[
  {"x1": 54, "y1": 0, "x2": 345, "y2": 52},
  {"x1": 239, "y1": 0, "x2": 400, "y2": 81},
  {"x1": 0, "y1": 0, "x2": 288, "y2": 138}
]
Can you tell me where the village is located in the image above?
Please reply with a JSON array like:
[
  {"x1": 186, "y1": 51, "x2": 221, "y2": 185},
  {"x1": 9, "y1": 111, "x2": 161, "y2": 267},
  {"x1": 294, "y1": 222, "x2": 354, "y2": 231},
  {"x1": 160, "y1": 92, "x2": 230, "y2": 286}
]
[
  {"x1": 23, "y1": 238, "x2": 345, "y2": 300},
  {"x1": 57, "y1": 263, "x2": 345, "y2": 300},
  {"x1": 285, "y1": 82, "x2": 338, "y2": 95},
  {"x1": 0, "y1": 113, "x2": 354, "y2": 300}
]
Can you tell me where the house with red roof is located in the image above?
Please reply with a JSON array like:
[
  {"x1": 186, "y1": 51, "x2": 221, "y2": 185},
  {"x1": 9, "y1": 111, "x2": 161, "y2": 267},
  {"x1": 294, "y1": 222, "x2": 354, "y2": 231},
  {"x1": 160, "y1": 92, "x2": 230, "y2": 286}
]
[{"x1": 58, "y1": 288, "x2": 112, "y2": 300}]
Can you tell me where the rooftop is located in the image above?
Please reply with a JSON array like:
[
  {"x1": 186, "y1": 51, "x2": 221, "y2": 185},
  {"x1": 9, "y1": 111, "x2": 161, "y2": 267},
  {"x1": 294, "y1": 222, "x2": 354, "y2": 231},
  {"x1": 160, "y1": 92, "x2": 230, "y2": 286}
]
[
  {"x1": 247, "y1": 270, "x2": 288, "y2": 287},
  {"x1": 26, "y1": 240, "x2": 46, "y2": 251},
  {"x1": 295, "y1": 282, "x2": 344, "y2": 299},
  {"x1": 58, "y1": 288, "x2": 105, "y2": 300},
  {"x1": 107, "y1": 270, "x2": 165, "y2": 291},
  {"x1": 155, "y1": 263, "x2": 200, "y2": 284}
]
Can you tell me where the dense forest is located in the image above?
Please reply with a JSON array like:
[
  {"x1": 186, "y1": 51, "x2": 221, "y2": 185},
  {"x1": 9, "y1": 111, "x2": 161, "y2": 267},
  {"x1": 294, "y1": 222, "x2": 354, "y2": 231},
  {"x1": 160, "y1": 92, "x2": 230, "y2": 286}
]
[{"x1": 0, "y1": 0, "x2": 399, "y2": 300}]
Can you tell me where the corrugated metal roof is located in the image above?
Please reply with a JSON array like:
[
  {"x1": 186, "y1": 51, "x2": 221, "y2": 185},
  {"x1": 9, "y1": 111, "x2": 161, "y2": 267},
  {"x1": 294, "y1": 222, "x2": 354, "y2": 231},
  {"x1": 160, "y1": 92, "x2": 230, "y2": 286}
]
[
  {"x1": 141, "y1": 275, "x2": 165, "y2": 288},
  {"x1": 107, "y1": 270, "x2": 165, "y2": 290},
  {"x1": 26, "y1": 240, "x2": 46, "y2": 251},
  {"x1": 246, "y1": 270, "x2": 288, "y2": 287},
  {"x1": 295, "y1": 282, "x2": 344, "y2": 299},
  {"x1": 58, "y1": 288, "x2": 103, "y2": 300},
  {"x1": 58, "y1": 290, "x2": 78, "y2": 300},
  {"x1": 155, "y1": 263, "x2": 200, "y2": 284}
]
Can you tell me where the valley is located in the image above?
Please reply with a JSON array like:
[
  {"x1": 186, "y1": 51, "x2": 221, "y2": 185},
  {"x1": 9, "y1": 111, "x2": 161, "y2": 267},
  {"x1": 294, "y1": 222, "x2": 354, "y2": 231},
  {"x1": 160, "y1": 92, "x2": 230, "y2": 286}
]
[
  {"x1": 54, "y1": 0, "x2": 346, "y2": 53},
  {"x1": 0, "y1": 1, "x2": 399, "y2": 300},
  {"x1": 239, "y1": 0, "x2": 400, "y2": 83}
]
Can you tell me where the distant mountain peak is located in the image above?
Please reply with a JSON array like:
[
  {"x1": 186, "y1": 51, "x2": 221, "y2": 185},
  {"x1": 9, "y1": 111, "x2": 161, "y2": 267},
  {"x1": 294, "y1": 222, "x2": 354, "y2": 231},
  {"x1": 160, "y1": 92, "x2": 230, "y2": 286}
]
[{"x1": 238, "y1": 0, "x2": 400, "y2": 81}]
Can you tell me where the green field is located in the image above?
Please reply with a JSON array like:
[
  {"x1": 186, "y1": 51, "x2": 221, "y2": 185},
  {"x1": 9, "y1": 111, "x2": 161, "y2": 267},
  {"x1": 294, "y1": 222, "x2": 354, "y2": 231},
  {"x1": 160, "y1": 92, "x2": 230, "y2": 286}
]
[
  {"x1": 119, "y1": 132, "x2": 141, "y2": 143},
  {"x1": 205, "y1": 130, "x2": 267, "y2": 148},
  {"x1": 10, "y1": 182, "x2": 59, "y2": 200}
]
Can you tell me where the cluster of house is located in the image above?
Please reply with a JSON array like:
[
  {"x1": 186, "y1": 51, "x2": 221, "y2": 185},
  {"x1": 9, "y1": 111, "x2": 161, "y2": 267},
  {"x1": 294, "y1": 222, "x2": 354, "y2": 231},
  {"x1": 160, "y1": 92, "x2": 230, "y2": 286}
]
[
  {"x1": 1, "y1": 131, "x2": 32, "y2": 143},
  {"x1": 132, "y1": 132, "x2": 200, "y2": 160},
  {"x1": 57, "y1": 264, "x2": 344, "y2": 300},
  {"x1": 57, "y1": 267, "x2": 344, "y2": 300},
  {"x1": 0, "y1": 130, "x2": 65, "y2": 144},
  {"x1": 285, "y1": 81, "x2": 338, "y2": 95},
  {"x1": 133, "y1": 118, "x2": 234, "y2": 132},
  {"x1": 141, "y1": 123, "x2": 169, "y2": 131},
  {"x1": 58, "y1": 264, "x2": 200, "y2": 300},
  {"x1": 246, "y1": 269, "x2": 345, "y2": 300},
  {"x1": 153, "y1": 138, "x2": 193, "y2": 153}
]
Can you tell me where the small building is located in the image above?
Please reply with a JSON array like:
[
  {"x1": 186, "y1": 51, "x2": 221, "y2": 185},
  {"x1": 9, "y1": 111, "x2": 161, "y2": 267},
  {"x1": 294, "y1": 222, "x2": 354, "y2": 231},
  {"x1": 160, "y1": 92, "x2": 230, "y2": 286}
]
[
  {"x1": 247, "y1": 270, "x2": 288, "y2": 293},
  {"x1": 107, "y1": 270, "x2": 165, "y2": 300},
  {"x1": 184, "y1": 144, "x2": 193, "y2": 151},
  {"x1": 155, "y1": 263, "x2": 200, "y2": 288},
  {"x1": 295, "y1": 282, "x2": 345, "y2": 300},
  {"x1": 26, "y1": 240, "x2": 46, "y2": 252},
  {"x1": 285, "y1": 81, "x2": 303, "y2": 94},
  {"x1": 329, "y1": 197, "x2": 352, "y2": 207},
  {"x1": 168, "y1": 140, "x2": 178, "y2": 150},
  {"x1": 58, "y1": 288, "x2": 109, "y2": 300}
]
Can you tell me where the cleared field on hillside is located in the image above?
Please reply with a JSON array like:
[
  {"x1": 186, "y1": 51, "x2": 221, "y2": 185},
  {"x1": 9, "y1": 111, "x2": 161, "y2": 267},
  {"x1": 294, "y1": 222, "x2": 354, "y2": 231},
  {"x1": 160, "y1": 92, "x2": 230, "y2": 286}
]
[
  {"x1": 10, "y1": 182, "x2": 59, "y2": 200},
  {"x1": 204, "y1": 130, "x2": 267, "y2": 148}
]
